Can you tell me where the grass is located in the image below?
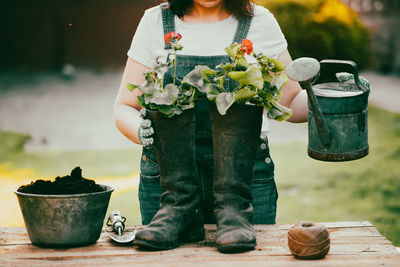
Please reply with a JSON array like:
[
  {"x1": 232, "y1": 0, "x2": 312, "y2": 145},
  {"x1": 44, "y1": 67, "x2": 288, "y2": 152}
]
[
  {"x1": 1, "y1": 106, "x2": 399, "y2": 245},
  {"x1": 0, "y1": 148, "x2": 142, "y2": 179}
]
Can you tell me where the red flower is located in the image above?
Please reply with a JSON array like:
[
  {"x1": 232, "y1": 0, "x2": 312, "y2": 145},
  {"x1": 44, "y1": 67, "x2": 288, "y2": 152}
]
[
  {"x1": 164, "y1": 32, "x2": 172, "y2": 44},
  {"x1": 164, "y1": 31, "x2": 182, "y2": 44},
  {"x1": 241, "y1": 39, "x2": 253, "y2": 55},
  {"x1": 173, "y1": 32, "x2": 182, "y2": 41}
]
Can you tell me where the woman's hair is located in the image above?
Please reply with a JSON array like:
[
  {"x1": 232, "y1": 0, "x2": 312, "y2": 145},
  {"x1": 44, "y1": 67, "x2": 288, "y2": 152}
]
[{"x1": 166, "y1": 0, "x2": 253, "y2": 18}]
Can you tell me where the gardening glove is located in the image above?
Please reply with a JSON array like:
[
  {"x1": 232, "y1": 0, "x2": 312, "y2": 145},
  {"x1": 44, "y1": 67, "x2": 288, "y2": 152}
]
[
  {"x1": 335, "y1": 72, "x2": 370, "y2": 90},
  {"x1": 138, "y1": 108, "x2": 154, "y2": 149}
]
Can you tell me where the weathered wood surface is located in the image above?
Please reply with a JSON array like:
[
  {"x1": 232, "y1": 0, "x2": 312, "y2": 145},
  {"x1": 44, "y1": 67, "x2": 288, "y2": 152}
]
[{"x1": 1, "y1": 221, "x2": 399, "y2": 266}]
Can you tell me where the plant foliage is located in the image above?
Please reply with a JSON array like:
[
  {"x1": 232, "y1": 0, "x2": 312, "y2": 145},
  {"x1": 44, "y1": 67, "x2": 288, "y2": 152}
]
[
  {"x1": 199, "y1": 40, "x2": 292, "y2": 120},
  {"x1": 128, "y1": 33, "x2": 292, "y2": 120},
  {"x1": 127, "y1": 31, "x2": 201, "y2": 118}
]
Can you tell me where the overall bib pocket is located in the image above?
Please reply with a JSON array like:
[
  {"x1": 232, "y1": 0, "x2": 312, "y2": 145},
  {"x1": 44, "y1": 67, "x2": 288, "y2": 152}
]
[
  {"x1": 140, "y1": 148, "x2": 160, "y2": 181},
  {"x1": 139, "y1": 148, "x2": 162, "y2": 225}
]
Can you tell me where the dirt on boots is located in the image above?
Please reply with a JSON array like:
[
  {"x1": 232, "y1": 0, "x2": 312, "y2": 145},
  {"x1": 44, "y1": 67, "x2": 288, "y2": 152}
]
[
  {"x1": 210, "y1": 102, "x2": 263, "y2": 253},
  {"x1": 134, "y1": 109, "x2": 203, "y2": 250}
]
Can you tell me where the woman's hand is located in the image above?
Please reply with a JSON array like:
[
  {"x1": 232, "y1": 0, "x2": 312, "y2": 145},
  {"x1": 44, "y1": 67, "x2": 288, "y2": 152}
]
[
  {"x1": 278, "y1": 50, "x2": 308, "y2": 123},
  {"x1": 114, "y1": 57, "x2": 151, "y2": 145}
]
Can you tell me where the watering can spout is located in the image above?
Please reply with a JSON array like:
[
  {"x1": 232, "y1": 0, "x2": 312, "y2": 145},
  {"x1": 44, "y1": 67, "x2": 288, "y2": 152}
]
[{"x1": 287, "y1": 57, "x2": 332, "y2": 150}]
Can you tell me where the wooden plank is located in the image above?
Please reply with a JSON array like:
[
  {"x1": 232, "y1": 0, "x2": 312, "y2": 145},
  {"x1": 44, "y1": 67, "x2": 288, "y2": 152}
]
[
  {"x1": 253, "y1": 221, "x2": 373, "y2": 230},
  {"x1": 0, "y1": 222, "x2": 375, "y2": 246},
  {"x1": 0, "y1": 230, "x2": 396, "y2": 255},
  {"x1": 0, "y1": 250, "x2": 399, "y2": 267},
  {"x1": 1, "y1": 242, "x2": 396, "y2": 259},
  {"x1": 1, "y1": 222, "x2": 399, "y2": 266},
  {"x1": 0, "y1": 227, "x2": 31, "y2": 246}
]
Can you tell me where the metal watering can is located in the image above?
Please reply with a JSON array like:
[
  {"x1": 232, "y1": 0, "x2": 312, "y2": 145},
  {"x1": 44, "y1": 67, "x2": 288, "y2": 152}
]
[{"x1": 287, "y1": 58, "x2": 370, "y2": 161}]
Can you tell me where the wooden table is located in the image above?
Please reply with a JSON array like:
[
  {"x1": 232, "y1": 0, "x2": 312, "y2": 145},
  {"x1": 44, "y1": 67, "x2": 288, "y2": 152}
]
[{"x1": 1, "y1": 221, "x2": 399, "y2": 266}]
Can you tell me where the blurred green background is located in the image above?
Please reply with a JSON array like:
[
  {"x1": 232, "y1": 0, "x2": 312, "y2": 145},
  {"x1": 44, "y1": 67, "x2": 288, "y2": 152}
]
[
  {"x1": 1, "y1": 0, "x2": 399, "y2": 248},
  {"x1": 259, "y1": 0, "x2": 371, "y2": 68}
]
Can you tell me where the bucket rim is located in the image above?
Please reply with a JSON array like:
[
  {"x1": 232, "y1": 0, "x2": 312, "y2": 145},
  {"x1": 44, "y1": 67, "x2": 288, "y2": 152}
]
[{"x1": 14, "y1": 184, "x2": 114, "y2": 198}]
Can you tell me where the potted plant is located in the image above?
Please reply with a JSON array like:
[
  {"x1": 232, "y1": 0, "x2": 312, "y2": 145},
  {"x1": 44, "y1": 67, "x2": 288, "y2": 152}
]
[
  {"x1": 127, "y1": 32, "x2": 206, "y2": 250},
  {"x1": 197, "y1": 39, "x2": 292, "y2": 252},
  {"x1": 200, "y1": 39, "x2": 291, "y2": 118}
]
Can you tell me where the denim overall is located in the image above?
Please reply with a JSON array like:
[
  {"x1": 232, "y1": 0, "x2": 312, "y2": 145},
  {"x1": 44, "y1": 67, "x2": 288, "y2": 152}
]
[{"x1": 138, "y1": 4, "x2": 277, "y2": 225}]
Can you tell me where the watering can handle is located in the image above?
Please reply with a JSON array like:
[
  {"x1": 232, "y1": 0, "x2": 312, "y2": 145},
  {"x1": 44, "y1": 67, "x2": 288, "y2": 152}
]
[{"x1": 313, "y1": 59, "x2": 369, "y2": 94}]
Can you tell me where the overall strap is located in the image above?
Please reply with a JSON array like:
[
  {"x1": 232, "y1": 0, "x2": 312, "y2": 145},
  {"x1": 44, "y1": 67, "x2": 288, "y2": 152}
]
[
  {"x1": 232, "y1": 15, "x2": 253, "y2": 44},
  {"x1": 161, "y1": 3, "x2": 175, "y2": 50}
]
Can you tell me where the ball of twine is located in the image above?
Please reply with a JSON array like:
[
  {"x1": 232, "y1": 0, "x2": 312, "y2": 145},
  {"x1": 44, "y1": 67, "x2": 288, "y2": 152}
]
[{"x1": 288, "y1": 222, "x2": 330, "y2": 259}]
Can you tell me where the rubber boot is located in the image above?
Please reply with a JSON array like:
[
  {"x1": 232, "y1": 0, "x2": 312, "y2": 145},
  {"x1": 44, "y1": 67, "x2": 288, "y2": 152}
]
[
  {"x1": 210, "y1": 102, "x2": 263, "y2": 253},
  {"x1": 134, "y1": 109, "x2": 204, "y2": 250},
  {"x1": 178, "y1": 210, "x2": 205, "y2": 243}
]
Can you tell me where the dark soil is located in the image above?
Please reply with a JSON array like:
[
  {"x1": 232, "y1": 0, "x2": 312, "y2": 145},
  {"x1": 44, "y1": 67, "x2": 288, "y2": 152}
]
[{"x1": 17, "y1": 167, "x2": 104, "y2": 194}]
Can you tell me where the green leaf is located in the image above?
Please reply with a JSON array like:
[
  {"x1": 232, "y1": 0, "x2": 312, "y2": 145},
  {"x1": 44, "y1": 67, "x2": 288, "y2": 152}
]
[
  {"x1": 144, "y1": 72, "x2": 157, "y2": 83},
  {"x1": 155, "y1": 104, "x2": 174, "y2": 117},
  {"x1": 149, "y1": 84, "x2": 179, "y2": 105},
  {"x1": 264, "y1": 83, "x2": 282, "y2": 101},
  {"x1": 271, "y1": 73, "x2": 289, "y2": 90},
  {"x1": 127, "y1": 83, "x2": 139, "y2": 92},
  {"x1": 201, "y1": 68, "x2": 218, "y2": 86},
  {"x1": 268, "y1": 58, "x2": 285, "y2": 72},
  {"x1": 267, "y1": 102, "x2": 292, "y2": 121},
  {"x1": 228, "y1": 66, "x2": 263, "y2": 90},
  {"x1": 183, "y1": 65, "x2": 208, "y2": 89},
  {"x1": 214, "y1": 75, "x2": 226, "y2": 89},
  {"x1": 215, "y1": 92, "x2": 234, "y2": 115},
  {"x1": 204, "y1": 84, "x2": 219, "y2": 101},
  {"x1": 152, "y1": 61, "x2": 171, "y2": 76},
  {"x1": 201, "y1": 68, "x2": 217, "y2": 80},
  {"x1": 262, "y1": 70, "x2": 273, "y2": 83},
  {"x1": 137, "y1": 94, "x2": 145, "y2": 106},
  {"x1": 140, "y1": 82, "x2": 160, "y2": 96},
  {"x1": 225, "y1": 44, "x2": 238, "y2": 59},
  {"x1": 219, "y1": 63, "x2": 234, "y2": 73},
  {"x1": 181, "y1": 101, "x2": 195, "y2": 110},
  {"x1": 236, "y1": 57, "x2": 249, "y2": 69},
  {"x1": 234, "y1": 88, "x2": 257, "y2": 101}
]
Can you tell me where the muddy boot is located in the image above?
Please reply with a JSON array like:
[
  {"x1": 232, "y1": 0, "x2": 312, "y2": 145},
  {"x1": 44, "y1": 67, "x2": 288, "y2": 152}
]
[
  {"x1": 134, "y1": 109, "x2": 203, "y2": 250},
  {"x1": 210, "y1": 103, "x2": 263, "y2": 253},
  {"x1": 178, "y1": 211, "x2": 205, "y2": 243}
]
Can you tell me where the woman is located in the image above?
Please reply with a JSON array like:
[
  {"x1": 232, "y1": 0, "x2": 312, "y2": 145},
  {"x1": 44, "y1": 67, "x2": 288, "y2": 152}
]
[{"x1": 114, "y1": 0, "x2": 307, "y2": 252}]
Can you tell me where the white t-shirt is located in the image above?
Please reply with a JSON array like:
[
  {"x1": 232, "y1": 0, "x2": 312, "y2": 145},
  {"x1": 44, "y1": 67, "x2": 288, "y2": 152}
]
[{"x1": 128, "y1": 4, "x2": 288, "y2": 137}]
